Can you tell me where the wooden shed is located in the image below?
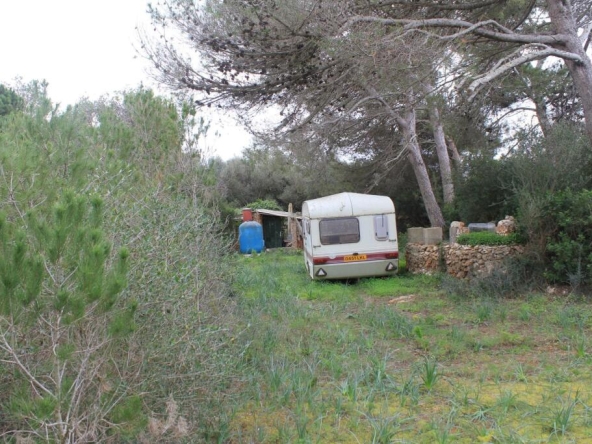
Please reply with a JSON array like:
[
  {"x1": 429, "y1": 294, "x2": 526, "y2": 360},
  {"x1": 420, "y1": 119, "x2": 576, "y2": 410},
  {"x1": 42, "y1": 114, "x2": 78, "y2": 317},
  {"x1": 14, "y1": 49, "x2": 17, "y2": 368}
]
[{"x1": 250, "y1": 205, "x2": 302, "y2": 250}]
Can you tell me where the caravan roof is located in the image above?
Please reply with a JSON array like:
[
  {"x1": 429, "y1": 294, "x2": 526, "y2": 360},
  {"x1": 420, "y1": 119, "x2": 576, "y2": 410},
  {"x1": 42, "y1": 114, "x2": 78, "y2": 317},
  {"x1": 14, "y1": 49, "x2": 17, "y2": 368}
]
[{"x1": 302, "y1": 193, "x2": 394, "y2": 219}]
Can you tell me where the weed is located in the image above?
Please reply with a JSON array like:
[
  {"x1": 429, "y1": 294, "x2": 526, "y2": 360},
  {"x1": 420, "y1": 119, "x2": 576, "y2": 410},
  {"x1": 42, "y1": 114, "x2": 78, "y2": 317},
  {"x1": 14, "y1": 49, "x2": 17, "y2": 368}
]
[
  {"x1": 548, "y1": 392, "x2": 579, "y2": 436},
  {"x1": 397, "y1": 375, "x2": 420, "y2": 407},
  {"x1": 448, "y1": 325, "x2": 467, "y2": 343},
  {"x1": 518, "y1": 304, "x2": 532, "y2": 321},
  {"x1": 495, "y1": 390, "x2": 519, "y2": 414},
  {"x1": 363, "y1": 411, "x2": 401, "y2": 444},
  {"x1": 413, "y1": 325, "x2": 430, "y2": 351},
  {"x1": 341, "y1": 374, "x2": 361, "y2": 402},
  {"x1": 475, "y1": 301, "x2": 494, "y2": 324},
  {"x1": 472, "y1": 339, "x2": 485, "y2": 352},
  {"x1": 431, "y1": 421, "x2": 455, "y2": 444},
  {"x1": 514, "y1": 363, "x2": 528, "y2": 383},
  {"x1": 301, "y1": 279, "x2": 359, "y2": 302},
  {"x1": 471, "y1": 405, "x2": 491, "y2": 422},
  {"x1": 293, "y1": 406, "x2": 310, "y2": 441},
  {"x1": 413, "y1": 325, "x2": 424, "y2": 338},
  {"x1": 575, "y1": 335, "x2": 587, "y2": 358},
  {"x1": 556, "y1": 305, "x2": 588, "y2": 331},
  {"x1": 275, "y1": 421, "x2": 292, "y2": 442},
  {"x1": 201, "y1": 411, "x2": 232, "y2": 444},
  {"x1": 492, "y1": 426, "x2": 529, "y2": 443},
  {"x1": 361, "y1": 305, "x2": 415, "y2": 338},
  {"x1": 420, "y1": 356, "x2": 440, "y2": 391},
  {"x1": 441, "y1": 274, "x2": 473, "y2": 300},
  {"x1": 290, "y1": 368, "x2": 319, "y2": 405},
  {"x1": 323, "y1": 356, "x2": 345, "y2": 380},
  {"x1": 365, "y1": 355, "x2": 392, "y2": 389}
]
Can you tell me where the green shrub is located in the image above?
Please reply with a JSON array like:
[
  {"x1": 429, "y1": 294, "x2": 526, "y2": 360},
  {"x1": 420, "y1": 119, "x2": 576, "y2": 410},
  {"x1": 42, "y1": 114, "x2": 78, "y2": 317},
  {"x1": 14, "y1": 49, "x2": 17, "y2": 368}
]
[
  {"x1": 0, "y1": 192, "x2": 137, "y2": 443},
  {"x1": 457, "y1": 231, "x2": 524, "y2": 246},
  {"x1": 542, "y1": 189, "x2": 592, "y2": 286},
  {"x1": 0, "y1": 84, "x2": 237, "y2": 442},
  {"x1": 454, "y1": 155, "x2": 516, "y2": 223},
  {"x1": 246, "y1": 198, "x2": 283, "y2": 211},
  {"x1": 509, "y1": 123, "x2": 592, "y2": 271}
]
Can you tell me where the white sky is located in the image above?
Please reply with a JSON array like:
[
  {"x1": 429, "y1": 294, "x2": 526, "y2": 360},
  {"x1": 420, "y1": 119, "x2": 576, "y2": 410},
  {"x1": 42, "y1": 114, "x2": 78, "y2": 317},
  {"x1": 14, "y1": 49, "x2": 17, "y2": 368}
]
[{"x1": 0, "y1": 0, "x2": 250, "y2": 160}]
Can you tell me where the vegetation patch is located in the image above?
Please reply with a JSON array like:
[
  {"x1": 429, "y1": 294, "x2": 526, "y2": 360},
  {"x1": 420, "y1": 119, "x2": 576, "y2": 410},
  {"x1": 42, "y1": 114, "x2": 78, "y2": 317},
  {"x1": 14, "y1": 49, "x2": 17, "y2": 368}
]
[
  {"x1": 457, "y1": 231, "x2": 525, "y2": 246},
  {"x1": 225, "y1": 250, "x2": 592, "y2": 443}
]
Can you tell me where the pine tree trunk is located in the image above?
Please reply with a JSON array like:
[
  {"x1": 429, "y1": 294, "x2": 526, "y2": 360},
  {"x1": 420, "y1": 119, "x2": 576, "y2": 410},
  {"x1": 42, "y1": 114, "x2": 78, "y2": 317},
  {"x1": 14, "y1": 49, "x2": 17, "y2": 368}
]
[
  {"x1": 428, "y1": 103, "x2": 455, "y2": 204},
  {"x1": 399, "y1": 109, "x2": 446, "y2": 227},
  {"x1": 533, "y1": 95, "x2": 552, "y2": 137},
  {"x1": 547, "y1": 0, "x2": 592, "y2": 143},
  {"x1": 445, "y1": 136, "x2": 462, "y2": 169}
]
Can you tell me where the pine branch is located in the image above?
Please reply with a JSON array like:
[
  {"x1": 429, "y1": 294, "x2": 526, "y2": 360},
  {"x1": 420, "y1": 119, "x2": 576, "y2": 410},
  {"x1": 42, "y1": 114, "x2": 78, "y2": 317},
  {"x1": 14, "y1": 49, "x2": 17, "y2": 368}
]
[{"x1": 468, "y1": 45, "x2": 585, "y2": 100}]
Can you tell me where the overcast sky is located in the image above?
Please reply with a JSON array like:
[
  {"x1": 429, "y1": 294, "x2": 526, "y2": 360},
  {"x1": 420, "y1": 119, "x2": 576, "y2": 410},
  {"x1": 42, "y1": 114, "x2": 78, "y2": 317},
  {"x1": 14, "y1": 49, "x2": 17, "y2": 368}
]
[{"x1": 0, "y1": 0, "x2": 250, "y2": 160}]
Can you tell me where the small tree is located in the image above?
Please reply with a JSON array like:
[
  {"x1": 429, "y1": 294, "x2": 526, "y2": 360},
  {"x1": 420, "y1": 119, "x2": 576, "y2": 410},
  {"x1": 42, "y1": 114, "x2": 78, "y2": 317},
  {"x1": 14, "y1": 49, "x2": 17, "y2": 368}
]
[
  {"x1": 0, "y1": 84, "x2": 23, "y2": 117},
  {"x1": 0, "y1": 192, "x2": 141, "y2": 442}
]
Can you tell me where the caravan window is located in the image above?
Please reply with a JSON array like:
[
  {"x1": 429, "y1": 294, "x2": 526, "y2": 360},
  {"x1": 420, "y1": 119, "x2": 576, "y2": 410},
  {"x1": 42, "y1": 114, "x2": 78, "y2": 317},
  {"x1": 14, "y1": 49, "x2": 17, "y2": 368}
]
[
  {"x1": 319, "y1": 217, "x2": 360, "y2": 245},
  {"x1": 374, "y1": 214, "x2": 389, "y2": 240}
]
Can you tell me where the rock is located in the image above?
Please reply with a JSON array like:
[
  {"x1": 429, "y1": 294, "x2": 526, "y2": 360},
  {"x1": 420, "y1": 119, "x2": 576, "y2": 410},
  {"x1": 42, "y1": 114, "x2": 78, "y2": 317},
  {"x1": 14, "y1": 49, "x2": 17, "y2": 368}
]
[
  {"x1": 388, "y1": 295, "x2": 415, "y2": 304},
  {"x1": 449, "y1": 221, "x2": 465, "y2": 244},
  {"x1": 496, "y1": 215, "x2": 517, "y2": 235}
]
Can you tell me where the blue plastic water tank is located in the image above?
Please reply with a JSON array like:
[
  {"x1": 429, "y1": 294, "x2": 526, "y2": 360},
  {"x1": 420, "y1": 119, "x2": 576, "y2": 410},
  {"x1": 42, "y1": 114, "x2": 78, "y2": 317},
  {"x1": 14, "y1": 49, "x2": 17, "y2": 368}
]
[{"x1": 239, "y1": 221, "x2": 265, "y2": 254}]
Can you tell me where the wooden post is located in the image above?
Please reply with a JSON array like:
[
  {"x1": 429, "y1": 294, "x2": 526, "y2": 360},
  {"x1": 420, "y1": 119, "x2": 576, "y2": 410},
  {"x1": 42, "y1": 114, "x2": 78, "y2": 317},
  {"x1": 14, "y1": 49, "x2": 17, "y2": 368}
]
[{"x1": 288, "y1": 203, "x2": 297, "y2": 249}]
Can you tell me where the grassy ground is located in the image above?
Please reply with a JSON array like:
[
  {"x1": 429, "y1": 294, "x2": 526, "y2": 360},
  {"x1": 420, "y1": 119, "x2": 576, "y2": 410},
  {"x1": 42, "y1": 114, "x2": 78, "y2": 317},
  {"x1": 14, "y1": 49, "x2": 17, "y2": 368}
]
[{"x1": 223, "y1": 249, "x2": 592, "y2": 443}]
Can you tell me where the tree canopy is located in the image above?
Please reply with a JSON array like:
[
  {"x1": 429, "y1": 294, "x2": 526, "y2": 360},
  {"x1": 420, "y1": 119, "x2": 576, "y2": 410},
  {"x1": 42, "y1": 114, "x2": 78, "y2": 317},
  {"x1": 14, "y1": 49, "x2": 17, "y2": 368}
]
[
  {"x1": 0, "y1": 83, "x2": 23, "y2": 116},
  {"x1": 144, "y1": 0, "x2": 592, "y2": 137},
  {"x1": 142, "y1": 0, "x2": 592, "y2": 226}
]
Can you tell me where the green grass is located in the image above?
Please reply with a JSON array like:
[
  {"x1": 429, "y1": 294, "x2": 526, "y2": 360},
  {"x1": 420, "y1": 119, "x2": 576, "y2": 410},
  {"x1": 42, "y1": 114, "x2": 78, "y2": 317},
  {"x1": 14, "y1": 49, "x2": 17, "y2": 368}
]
[{"x1": 222, "y1": 249, "x2": 592, "y2": 443}]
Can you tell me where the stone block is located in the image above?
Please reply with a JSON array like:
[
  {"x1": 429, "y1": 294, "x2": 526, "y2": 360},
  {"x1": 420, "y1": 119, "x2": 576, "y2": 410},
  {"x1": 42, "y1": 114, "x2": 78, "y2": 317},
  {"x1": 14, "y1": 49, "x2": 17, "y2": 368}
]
[
  {"x1": 423, "y1": 227, "x2": 443, "y2": 245},
  {"x1": 407, "y1": 227, "x2": 425, "y2": 244},
  {"x1": 449, "y1": 221, "x2": 464, "y2": 244}
]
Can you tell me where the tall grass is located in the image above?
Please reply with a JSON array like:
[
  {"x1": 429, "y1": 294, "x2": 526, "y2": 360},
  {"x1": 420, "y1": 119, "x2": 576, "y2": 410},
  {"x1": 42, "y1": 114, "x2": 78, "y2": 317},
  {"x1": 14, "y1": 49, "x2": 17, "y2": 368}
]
[{"x1": 223, "y1": 249, "x2": 592, "y2": 443}]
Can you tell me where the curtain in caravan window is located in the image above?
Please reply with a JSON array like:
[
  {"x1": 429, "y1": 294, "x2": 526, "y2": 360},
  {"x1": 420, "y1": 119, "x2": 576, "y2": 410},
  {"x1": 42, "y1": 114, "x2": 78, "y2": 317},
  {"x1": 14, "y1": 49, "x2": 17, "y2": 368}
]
[
  {"x1": 319, "y1": 218, "x2": 360, "y2": 245},
  {"x1": 374, "y1": 215, "x2": 388, "y2": 240}
]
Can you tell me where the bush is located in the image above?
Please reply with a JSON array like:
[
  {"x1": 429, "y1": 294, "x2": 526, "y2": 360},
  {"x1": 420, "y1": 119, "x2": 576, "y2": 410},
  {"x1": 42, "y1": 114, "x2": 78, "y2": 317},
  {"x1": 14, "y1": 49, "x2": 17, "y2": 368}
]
[
  {"x1": 457, "y1": 231, "x2": 525, "y2": 246},
  {"x1": 0, "y1": 85, "x2": 239, "y2": 442},
  {"x1": 0, "y1": 192, "x2": 139, "y2": 442},
  {"x1": 453, "y1": 155, "x2": 516, "y2": 223},
  {"x1": 245, "y1": 198, "x2": 283, "y2": 211},
  {"x1": 542, "y1": 189, "x2": 592, "y2": 287},
  {"x1": 510, "y1": 123, "x2": 592, "y2": 262}
]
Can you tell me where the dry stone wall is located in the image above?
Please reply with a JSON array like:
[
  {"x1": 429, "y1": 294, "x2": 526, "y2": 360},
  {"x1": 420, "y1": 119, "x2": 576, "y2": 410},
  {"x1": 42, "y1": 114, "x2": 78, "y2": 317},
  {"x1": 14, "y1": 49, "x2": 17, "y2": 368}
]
[{"x1": 406, "y1": 243, "x2": 525, "y2": 278}]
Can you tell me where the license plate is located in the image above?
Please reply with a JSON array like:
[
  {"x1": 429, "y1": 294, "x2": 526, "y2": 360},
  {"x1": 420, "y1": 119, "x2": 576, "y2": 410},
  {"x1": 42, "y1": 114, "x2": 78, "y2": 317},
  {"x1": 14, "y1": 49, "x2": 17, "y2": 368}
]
[{"x1": 344, "y1": 254, "x2": 367, "y2": 262}]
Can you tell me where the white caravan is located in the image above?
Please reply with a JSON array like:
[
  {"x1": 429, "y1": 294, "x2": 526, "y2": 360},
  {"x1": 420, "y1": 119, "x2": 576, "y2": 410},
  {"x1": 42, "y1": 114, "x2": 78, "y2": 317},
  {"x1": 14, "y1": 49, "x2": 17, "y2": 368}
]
[{"x1": 302, "y1": 192, "x2": 399, "y2": 280}]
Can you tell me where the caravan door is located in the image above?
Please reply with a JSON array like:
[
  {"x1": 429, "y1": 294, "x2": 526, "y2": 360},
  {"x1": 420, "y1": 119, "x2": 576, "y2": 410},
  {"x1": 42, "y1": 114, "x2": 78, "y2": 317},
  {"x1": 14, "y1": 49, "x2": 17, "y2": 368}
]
[{"x1": 302, "y1": 217, "x2": 314, "y2": 278}]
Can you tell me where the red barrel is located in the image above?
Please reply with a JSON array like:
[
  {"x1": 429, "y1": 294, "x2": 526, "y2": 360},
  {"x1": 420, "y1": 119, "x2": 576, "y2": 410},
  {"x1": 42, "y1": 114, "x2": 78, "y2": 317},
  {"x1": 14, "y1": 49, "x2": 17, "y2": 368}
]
[{"x1": 242, "y1": 208, "x2": 253, "y2": 222}]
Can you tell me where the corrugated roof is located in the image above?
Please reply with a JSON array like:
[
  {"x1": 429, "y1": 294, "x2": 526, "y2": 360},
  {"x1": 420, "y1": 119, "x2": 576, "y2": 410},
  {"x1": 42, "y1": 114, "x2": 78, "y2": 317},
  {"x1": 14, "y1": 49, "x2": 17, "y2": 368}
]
[{"x1": 254, "y1": 209, "x2": 302, "y2": 219}]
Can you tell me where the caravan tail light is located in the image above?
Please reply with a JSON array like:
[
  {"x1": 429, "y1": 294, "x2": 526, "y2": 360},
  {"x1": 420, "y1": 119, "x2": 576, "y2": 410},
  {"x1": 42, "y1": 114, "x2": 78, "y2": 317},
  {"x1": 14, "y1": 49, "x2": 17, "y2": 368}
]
[
  {"x1": 385, "y1": 252, "x2": 399, "y2": 259},
  {"x1": 313, "y1": 257, "x2": 328, "y2": 265}
]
